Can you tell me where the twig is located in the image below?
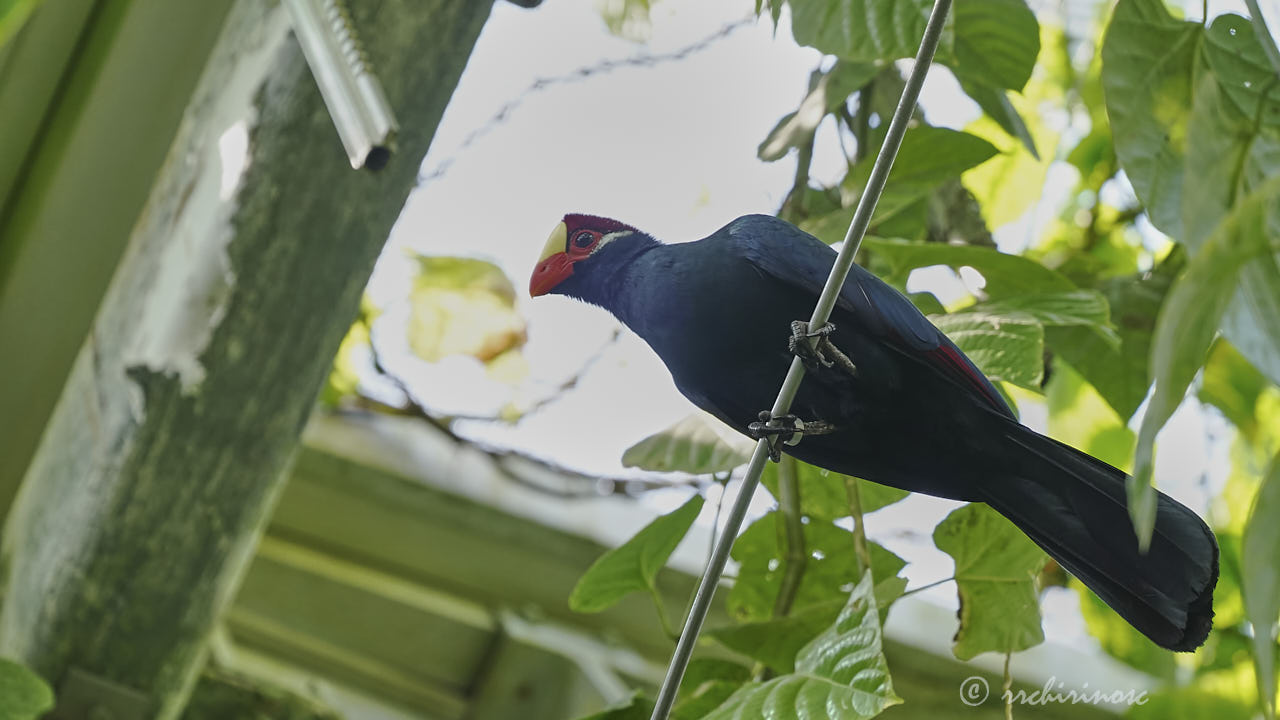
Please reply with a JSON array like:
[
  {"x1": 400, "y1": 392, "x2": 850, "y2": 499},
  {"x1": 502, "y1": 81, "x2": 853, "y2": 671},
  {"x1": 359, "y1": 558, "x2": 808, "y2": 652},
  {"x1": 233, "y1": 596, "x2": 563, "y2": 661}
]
[
  {"x1": 648, "y1": 2, "x2": 954, "y2": 716},
  {"x1": 844, "y1": 475, "x2": 872, "y2": 575},
  {"x1": 418, "y1": 17, "x2": 754, "y2": 187},
  {"x1": 771, "y1": 456, "x2": 808, "y2": 618},
  {"x1": 1003, "y1": 651, "x2": 1014, "y2": 720},
  {"x1": 648, "y1": 584, "x2": 679, "y2": 642},
  {"x1": 899, "y1": 576, "x2": 954, "y2": 598}
]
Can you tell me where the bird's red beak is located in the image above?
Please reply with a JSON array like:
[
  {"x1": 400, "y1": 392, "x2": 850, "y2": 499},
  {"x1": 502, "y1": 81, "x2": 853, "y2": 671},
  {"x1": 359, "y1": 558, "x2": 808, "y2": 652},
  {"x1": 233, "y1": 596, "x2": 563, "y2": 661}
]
[{"x1": 530, "y1": 221, "x2": 572, "y2": 296}]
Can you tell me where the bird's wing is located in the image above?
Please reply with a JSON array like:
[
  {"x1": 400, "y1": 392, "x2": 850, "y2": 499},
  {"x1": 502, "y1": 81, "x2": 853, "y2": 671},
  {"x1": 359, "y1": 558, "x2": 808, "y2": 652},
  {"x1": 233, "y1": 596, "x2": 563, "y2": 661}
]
[{"x1": 731, "y1": 215, "x2": 1014, "y2": 418}]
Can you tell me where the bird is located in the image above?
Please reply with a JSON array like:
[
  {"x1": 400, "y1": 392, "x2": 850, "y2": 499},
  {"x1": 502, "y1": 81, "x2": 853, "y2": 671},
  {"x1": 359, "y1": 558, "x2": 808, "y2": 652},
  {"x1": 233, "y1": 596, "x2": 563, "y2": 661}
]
[{"x1": 530, "y1": 212, "x2": 1218, "y2": 652}]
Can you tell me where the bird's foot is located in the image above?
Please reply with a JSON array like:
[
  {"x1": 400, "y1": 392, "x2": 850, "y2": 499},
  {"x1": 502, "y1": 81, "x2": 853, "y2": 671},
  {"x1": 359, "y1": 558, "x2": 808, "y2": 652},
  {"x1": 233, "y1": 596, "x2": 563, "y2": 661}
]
[
  {"x1": 789, "y1": 321, "x2": 857, "y2": 377},
  {"x1": 747, "y1": 411, "x2": 837, "y2": 461}
]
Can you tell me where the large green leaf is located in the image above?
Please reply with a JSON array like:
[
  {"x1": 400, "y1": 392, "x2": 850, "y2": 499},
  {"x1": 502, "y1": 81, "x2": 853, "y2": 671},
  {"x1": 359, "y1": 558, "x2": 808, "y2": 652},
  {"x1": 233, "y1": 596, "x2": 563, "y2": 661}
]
[
  {"x1": 704, "y1": 572, "x2": 901, "y2": 720},
  {"x1": 759, "y1": 61, "x2": 879, "y2": 162},
  {"x1": 1100, "y1": 0, "x2": 1202, "y2": 238},
  {"x1": 1181, "y1": 51, "x2": 1280, "y2": 387},
  {"x1": 727, "y1": 513, "x2": 906, "y2": 623},
  {"x1": 710, "y1": 599, "x2": 846, "y2": 673},
  {"x1": 788, "y1": 0, "x2": 951, "y2": 64},
  {"x1": 862, "y1": 237, "x2": 1074, "y2": 299},
  {"x1": 622, "y1": 413, "x2": 751, "y2": 475},
  {"x1": 1131, "y1": 177, "x2": 1280, "y2": 548},
  {"x1": 801, "y1": 128, "x2": 998, "y2": 244},
  {"x1": 847, "y1": 126, "x2": 999, "y2": 192},
  {"x1": 930, "y1": 311, "x2": 1044, "y2": 388},
  {"x1": 0, "y1": 659, "x2": 53, "y2": 720},
  {"x1": 956, "y1": 79, "x2": 1038, "y2": 158},
  {"x1": 0, "y1": 0, "x2": 40, "y2": 50},
  {"x1": 1243, "y1": 452, "x2": 1280, "y2": 720},
  {"x1": 675, "y1": 660, "x2": 752, "y2": 720},
  {"x1": 577, "y1": 691, "x2": 655, "y2": 720},
  {"x1": 950, "y1": 0, "x2": 1039, "y2": 92},
  {"x1": 973, "y1": 289, "x2": 1119, "y2": 347},
  {"x1": 760, "y1": 461, "x2": 908, "y2": 521},
  {"x1": 1199, "y1": 339, "x2": 1271, "y2": 443},
  {"x1": 408, "y1": 255, "x2": 526, "y2": 363},
  {"x1": 569, "y1": 494, "x2": 704, "y2": 612},
  {"x1": 1048, "y1": 249, "x2": 1184, "y2": 421},
  {"x1": 933, "y1": 503, "x2": 1047, "y2": 660},
  {"x1": 1202, "y1": 13, "x2": 1280, "y2": 128}
]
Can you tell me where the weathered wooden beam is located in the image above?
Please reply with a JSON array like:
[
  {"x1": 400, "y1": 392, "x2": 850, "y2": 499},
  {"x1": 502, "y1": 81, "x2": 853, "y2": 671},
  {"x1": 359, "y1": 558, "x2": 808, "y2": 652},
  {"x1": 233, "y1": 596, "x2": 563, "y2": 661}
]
[{"x1": 0, "y1": 0, "x2": 492, "y2": 716}]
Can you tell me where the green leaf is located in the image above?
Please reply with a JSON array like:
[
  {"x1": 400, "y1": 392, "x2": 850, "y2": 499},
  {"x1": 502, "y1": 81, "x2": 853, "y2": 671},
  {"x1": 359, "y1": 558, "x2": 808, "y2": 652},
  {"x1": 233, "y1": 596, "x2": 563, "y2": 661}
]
[
  {"x1": 857, "y1": 481, "x2": 910, "y2": 514},
  {"x1": 759, "y1": 462, "x2": 906, "y2": 521},
  {"x1": 1243, "y1": 452, "x2": 1280, "y2": 720},
  {"x1": 930, "y1": 311, "x2": 1044, "y2": 388},
  {"x1": 862, "y1": 237, "x2": 1075, "y2": 299},
  {"x1": 1199, "y1": 339, "x2": 1271, "y2": 442},
  {"x1": 0, "y1": 658, "x2": 53, "y2": 720},
  {"x1": 951, "y1": 0, "x2": 1040, "y2": 92},
  {"x1": 1048, "y1": 249, "x2": 1185, "y2": 421},
  {"x1": 0, "y1": 0, "x2": 40, "y2": 50},
  {"x1": 933, "y1": 503, "x2": 1047, "y2": 660},
  {"x1": 1127, "y1": 686, "x2": 1256, "y2": 720},
  {"x1": 577, "y1": 690, "x2": 655, "y2": 720},
  {"x1": 1132, "y1": 177, "x2": 1280, "y2": 548},
  {"x1": 1100, "y1": 0, "x2": 1202, "y2": 238},
  {"x1": 710, "y1": 599, "x2": 845, "y2": 673},
  {"x1": 788, "y1": 0, "x2": 952, "y2": 64},
  {"x1": 956, "y1": 79, "x2": 1038, "y2": 158},
  {"x1": 408, "y1": 256, "x2": 526, "y2": 364},
  {"x1": 848, "y1": 126, "x2": 999, "y2": 192},
  {"x1": 759, "y1": 61, "x2": 879, "y2": 161},
  {"x1": 569, "y1": 494, "x2": 704, "y2": 613},
  {"x1": 1074, "y1": 580, "x2": 1176, "y2": 682},
  {"x1": 1202, "y1": 14, "x2": 1280, "y2": 128},
  {"x1": 1181, "y1": 60, "x2": 1280, "y2": 387},
  {"x1": 674, "y1": 660, "x2": 753, "y2": 719},
  {"x1": 728, "y1": 513, "x2": 905, "y2": 623},
  {"x1": 973, "y1": 289, "x2": 1119, "y2": 347},
  {"x1": 704, "y1": 572, "x2": 901, "y2": 720},
  {"x1": 622, "y1": 413, "x2": 751, "y2": 474},
  {"x1": 1045, "y1": 359, "x2": 1135, "y2": 471},
  {"x1": 596, "y1": 0, "x2": 654, "y2": 43},
  {"x1": 760, "y1": 461, "x2": 847, "y2": 521}
]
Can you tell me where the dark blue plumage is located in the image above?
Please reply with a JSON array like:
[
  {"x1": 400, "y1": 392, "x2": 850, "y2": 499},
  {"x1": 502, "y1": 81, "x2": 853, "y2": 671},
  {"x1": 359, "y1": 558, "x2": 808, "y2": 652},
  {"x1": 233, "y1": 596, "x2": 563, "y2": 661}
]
[{"x1": 532, "y1": 213, "x2": 1217, "y2": 652}]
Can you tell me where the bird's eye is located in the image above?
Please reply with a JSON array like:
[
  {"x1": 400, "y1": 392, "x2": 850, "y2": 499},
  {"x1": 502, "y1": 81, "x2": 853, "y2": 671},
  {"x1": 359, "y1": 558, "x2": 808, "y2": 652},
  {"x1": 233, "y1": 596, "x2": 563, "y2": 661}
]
[{"x1": 573, "y1": 231, "x2": 595, "y2": 249}]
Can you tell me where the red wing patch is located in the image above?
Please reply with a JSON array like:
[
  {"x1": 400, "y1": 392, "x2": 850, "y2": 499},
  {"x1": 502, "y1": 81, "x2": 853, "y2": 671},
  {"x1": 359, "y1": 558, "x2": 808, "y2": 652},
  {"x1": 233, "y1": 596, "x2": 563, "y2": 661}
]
[{"x1": 927, "y1": 343, "x2": 1013, "y2": 416}]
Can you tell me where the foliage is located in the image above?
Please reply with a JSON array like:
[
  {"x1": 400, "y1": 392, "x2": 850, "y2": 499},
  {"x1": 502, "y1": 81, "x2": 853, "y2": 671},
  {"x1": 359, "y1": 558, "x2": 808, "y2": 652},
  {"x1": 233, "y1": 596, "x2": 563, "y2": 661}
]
[
  {"x1": 933, "y1": 504, "x2": 1047, "y2": 660},
  {"x1": 0, "y1": 659, "x2": 53, "y2": 720},
  {"x1": 0, "y1": 0, "x2": 40, "y2": 51},
  {"x1": 319, "y1": 0, "x2": 1280, "y2": 716},
  {"x1": 569, "y1": 493, "x2": 704, "y2": 615}
]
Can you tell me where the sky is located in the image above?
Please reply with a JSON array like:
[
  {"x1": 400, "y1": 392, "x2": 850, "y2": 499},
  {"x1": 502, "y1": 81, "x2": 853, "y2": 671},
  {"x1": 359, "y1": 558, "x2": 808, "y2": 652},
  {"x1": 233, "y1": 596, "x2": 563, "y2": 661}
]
[{"x1": 356, "y1": 0, "x2": 1240, "y2": 660}]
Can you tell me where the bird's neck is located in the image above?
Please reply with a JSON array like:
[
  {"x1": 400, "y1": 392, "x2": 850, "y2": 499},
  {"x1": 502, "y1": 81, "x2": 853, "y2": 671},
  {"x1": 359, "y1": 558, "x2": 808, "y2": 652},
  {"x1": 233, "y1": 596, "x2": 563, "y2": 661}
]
[{"x1": 564, "y1": 234, "x2": 663, "y2": 319}]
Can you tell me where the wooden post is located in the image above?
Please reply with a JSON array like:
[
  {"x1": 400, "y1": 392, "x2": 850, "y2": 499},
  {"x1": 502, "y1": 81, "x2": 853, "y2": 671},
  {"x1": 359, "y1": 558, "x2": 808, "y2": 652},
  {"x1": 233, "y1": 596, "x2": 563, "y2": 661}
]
[{"x1": 0, "y1": 0, "x2": 491, "y2": 716}]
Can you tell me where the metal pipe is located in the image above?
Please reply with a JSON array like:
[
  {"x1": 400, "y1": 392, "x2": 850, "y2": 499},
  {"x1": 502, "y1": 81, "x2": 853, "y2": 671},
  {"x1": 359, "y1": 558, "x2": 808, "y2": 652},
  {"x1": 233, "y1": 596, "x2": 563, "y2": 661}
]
[
  {"x1": 647, "y1": 0, "x2": 954, "y2": 716},
  {"x1": 283, "y1": 0, "x2": 398, "y2": 170}
]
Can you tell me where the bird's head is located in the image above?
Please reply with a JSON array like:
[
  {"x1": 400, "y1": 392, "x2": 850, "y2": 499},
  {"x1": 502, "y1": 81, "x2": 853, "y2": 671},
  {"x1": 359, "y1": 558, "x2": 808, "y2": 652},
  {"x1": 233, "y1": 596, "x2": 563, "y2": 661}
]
[{"x1": 529, "y1": 213, "x2": 644, "y2": 297}]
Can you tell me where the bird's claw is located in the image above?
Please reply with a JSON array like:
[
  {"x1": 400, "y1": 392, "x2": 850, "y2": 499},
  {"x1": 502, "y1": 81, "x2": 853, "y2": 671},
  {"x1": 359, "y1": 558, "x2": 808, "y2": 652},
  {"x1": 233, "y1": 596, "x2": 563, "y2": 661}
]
[
  {"x1": 789, "y1": 321, "x2": 857, "y2": 377},
  {"x1": 748, "y1": 411, "x2": 837, "y2": 461}
]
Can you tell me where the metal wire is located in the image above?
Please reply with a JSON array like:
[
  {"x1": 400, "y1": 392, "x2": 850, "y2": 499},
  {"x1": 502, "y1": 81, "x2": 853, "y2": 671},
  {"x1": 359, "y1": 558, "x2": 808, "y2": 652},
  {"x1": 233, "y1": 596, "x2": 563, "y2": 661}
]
[{"x1": 647, "y1": 1, "x2": 954, "y2": 717}]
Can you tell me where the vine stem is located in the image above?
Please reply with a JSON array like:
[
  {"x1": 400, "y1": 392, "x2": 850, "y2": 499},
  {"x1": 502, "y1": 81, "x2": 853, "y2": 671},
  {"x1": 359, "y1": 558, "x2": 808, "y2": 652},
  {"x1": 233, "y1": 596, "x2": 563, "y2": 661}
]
[
  {"x1": 772, "y1": 456, "x2": 807, "y2": 618},
  {"x1": 1244, "y1": 0, "x2": 1280, "y2": 78},
  {"x1": 844, "y1": 475, "x2": 872, "y2": 575},
  {"x1": 647, "y1": 1, "x2": 953, "y2": 717}
]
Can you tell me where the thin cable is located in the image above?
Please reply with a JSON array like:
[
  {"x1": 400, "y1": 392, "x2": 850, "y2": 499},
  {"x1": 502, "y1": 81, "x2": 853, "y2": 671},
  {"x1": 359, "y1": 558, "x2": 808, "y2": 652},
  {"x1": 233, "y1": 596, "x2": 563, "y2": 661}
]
[{"x1": 647, "y1": 2, "x2": 953, "y2": 717}]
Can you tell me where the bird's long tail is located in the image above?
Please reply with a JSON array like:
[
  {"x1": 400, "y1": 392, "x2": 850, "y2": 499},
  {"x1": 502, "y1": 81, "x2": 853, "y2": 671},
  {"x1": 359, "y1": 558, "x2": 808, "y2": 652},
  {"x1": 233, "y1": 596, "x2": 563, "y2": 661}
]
[{"x1": 974, "y1": 425, "x2": 1218, "y2": 651}]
